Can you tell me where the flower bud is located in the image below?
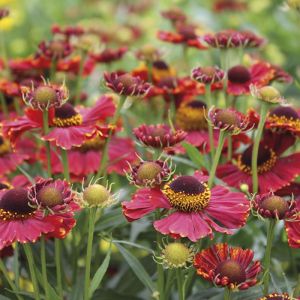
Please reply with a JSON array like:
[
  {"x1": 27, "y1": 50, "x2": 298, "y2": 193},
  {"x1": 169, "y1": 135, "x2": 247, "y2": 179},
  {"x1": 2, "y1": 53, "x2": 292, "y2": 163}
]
[{"x1": 83, "y1": 184, "x2": 111, "y2": 207}]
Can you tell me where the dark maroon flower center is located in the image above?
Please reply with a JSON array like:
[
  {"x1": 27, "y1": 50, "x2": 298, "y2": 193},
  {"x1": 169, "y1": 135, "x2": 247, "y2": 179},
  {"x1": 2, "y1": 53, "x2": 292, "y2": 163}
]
[
  {"x1": 0, "y1": 188, "x2": 34, "y2": 214},
  {"x1": 270, "y1": 106, "x2": 299, "y2": 120},
  {"x1": 260, "y1": 195, "x2": 289, "y2": 218},
  {"x1": 153, "y1": 60, "x2": 169, "y2": 70},
  {"x1": 215, "y1": 260, "x2": 246, "y2": 284},
  {"x1": 0, "y1": 183, "x2": 9, "y2": 190},
  {"x1": 187, "y1": 100, "x2": 206, "y2": 109},
  {"x1": 241, "y1": 145, "x2": 271, "y2": 168},
  {"x1": 170, "y1": 176, "x2": 205, "y2": 195},
  {"x1": 55, "y1": 103, "x2": 77, "y2": 119},
  {"x1": 114, "y1": 74, "x2": 136, "y2": 88},
  {"x1": 36, "y1": 186, "x2": 64, "y2": 207},
  {"x1": 228, "y1": 65, "x2": 251, "y2": 84},
  {"x1": 215, "y1": 109, "x2": 240, "y2": 127},
  {"x1": 0, "y1": 136, "x2": 4, "y2": 145}
]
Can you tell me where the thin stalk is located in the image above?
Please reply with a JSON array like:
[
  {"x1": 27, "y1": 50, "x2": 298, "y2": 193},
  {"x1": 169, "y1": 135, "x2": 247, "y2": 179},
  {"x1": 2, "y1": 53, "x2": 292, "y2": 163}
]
[
  {"x1": 13, "y1": 243, "x2": 20, "y2": 290},
  {"x1": 0, "y1": 259, "x2": 23, "y2": 300},
  {"x1": 176, "y1": 269, "x2": 185, "y2": 300},
  {"x1": 205, "y1": 85, "x2": 215, "y2": 158},
  {"x1": 74, "y1": 51, "x2": 86, "y2": 106},
  {"x1": 96, "y1": 95, "x2": 127, "y2": 180},
  {"x1": 251, "y1": 102, "x2": 268, "y2": 193},
  {"x1": 227, "y1": 135, "x2": 232, "y2": 161},
  {"x1": 0, "y1": 92, "x2": 8, "y2": 118},
  {"x1": 208, "y1": 130, "x2": 226, "y2": 188},
  {"x1": 23, "y1": 244, "x2": 40, "y2": 300},
  {"x1": 263, "y1": 219, "x2": 276, "y2": 295},
  {"x1": 13, "y1": 98, "x2": 21, "y2": 115},
  {"x1": 41, "y1": 237, "x2": 50, "y2": 300},
  {"x1": 61, "y1": 148, "x2": 70, "y2": 181},
  {"x1": 224, "y1": 288, "x2": 231, "y2": 300},
  {"x1": 50, "y1": 59, "x2": 57, "y2": 81},
  {"x1": 55, "y1": 239, "x2": 63, "y2": 298},
  {"x1": 42, "y1": 110, "x2": 52, "y2": 177},
  {"x1": 83, "y1": 208, "x2": 97, "y2": 300},
  {"x1": 145, "y1": 60, "x2": 153, "y2": 83}
]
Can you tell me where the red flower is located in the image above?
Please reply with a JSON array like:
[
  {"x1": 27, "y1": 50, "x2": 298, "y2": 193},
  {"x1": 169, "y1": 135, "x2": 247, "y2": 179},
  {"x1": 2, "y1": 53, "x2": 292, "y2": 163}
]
[
  {"x1": 43, "y1": 136, "x2": 137, "y2": 179},
  {"x1": 204, "y1": 30, "x2": 264, "y2": 49},
  {"x1": 37, "y1": 39, "x2": 73, "y2": 60},
  {"x1": 134, "y1": 124, "x2": 187, "y2": 148},
  {"x1": 194, "y1": 243, "x2": 261, "y2": 290},
  {"x1": 191, "y1": 66, "x2": 225, "y2": 84},
  {"x1": 51, "y1": 24, "x2": 85, "y2": 38},
  {"x1": 217, "y1": 132, "x2": 300, "y2": 193},
  {"x1": 157, "y1": 24, "x2": 207, "y2": 49},
  {"x1": 89, "y1": 47, "x2": 127, "y2": 64},
  {"x1": 43, "y1": 96, "x2": 115, "y2": 150},
  {"x1": 213, "y1": 0, "x2": 247, "y2": 12},
  {"x1": 122, "y1": 173, "x2": 249, "y2": 242},
  {"x1": 161, "y1": 8, "x2": 187, "y2": 24},
  {"x1": 227, "y1": 62, "x2": 274, "y2": 95}
]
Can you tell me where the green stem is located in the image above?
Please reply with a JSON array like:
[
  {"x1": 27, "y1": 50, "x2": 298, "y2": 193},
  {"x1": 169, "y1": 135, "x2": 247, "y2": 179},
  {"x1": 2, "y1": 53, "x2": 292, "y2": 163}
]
[
  {"x1": 74, "y1": 51, "x2": 86, "y2": 106},
  {"x1": 205, "y1": 85, "x2": 215, "y2": 158},
  {"x1": 54, "y1": 239, "x2": 63, "y2": 298},
  {"x1": 263, "y1": 219, "x2": 276, "y2": 295},
  {"x1": 251, "y1": 102, "x2": 268, "y2": 193},
  {"x1": 13, "y1": 98, "x2": 21, "y2": 115},
  {"x1": 0, "y1": 259, "x2": 23, "y2": 300},
  {"x1": 208, "y1": 130, "x2": 226, "y2": 188},
  {"x1": 42, "y1": 110, "x2": 52, "y2": 177},
  {"x1": 13, "y1": 242, "x2": 20, "y2": 290},
  {"x1": 227, "y1": 135, "x2": 232, "y2": 161},
  {"x1": 41, "y1": 237, "x2": 50, "y2": 300},
  {"x1": 61, "y1": 148, "x2": 70, "y2": 181},
  {"x1": 176, "y1": 269, "x2": 185, "y2": 300},
  {"x1": 96, "y1": 95, "x2": 127, "y2": 180},
  {"x1": 84, "y1": 208, "x2": 97, "y2": 300},
  {"x1": 224, "y1": 288, "x2": 231, "y2": 300},
  {"x1": 50, "y1": 59, "x2": 57, "y2": 81},
  {"x1": 146, "y1": 60, "x2": 153, "y2": 83},
  {"x1": 23, "y1": 244, "x2": 40, "y2": 300},
  {"x1": 0, "y1": 92, "x2": 8, "y2": 118}
]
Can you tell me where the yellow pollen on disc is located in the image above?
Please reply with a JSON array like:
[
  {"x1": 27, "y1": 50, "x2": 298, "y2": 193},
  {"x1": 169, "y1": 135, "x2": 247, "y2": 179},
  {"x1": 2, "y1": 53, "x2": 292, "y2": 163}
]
[
  {"x1": 53, "y1": 113, "x2": 83, "y2": 127},
  {"x1": 268, "y1": 115, "x2": 300, "y2": 131},
  {"x1": 175, "y1": 103, "x2": 207, "y2": 131},
  {"x1": 0, "y1": 209, "x2": 33, "y2": 221},
  {"x1": 237, "y1": 148, "x2": 277, "y2": 175},
  {"x1": 0, "y1": 139, "x2": 10, "y2": 156},
  {"x1": 163, "y1": 180, "x2": 211, "y2": 212}
]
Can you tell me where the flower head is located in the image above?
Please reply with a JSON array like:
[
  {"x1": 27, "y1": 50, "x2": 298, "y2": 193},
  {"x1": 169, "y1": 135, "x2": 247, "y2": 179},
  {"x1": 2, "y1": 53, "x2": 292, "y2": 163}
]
[
  {"x1": 133, "y1": 124, "x2": 187, "y2": 148},
  {"x1": 204, "y1": 30, "x2": 264, "y2": 49},
  {"x1": 22, "y1": 81, "x2": 69, "y2": 110},
  {"x1": 194, "y1": 243, "x2": 261, "y2": 290},
  {"x1": 155, "y1": 241, "x2": 195, "y2": 269},
  {"x1": 81, "y1": 183, "x2": 114, "y2": 208},
  {"x1": 90, "y1": 47, "x2": 127, "y2": 64},
  {"x1": 161, "y1": 8, "x2": 187, "y2": 24},
  {"x1": 253, "y1": 193, "x2": 297, "y2": 220},
  {"x1": 37, "y1": 39, "x2": 72, "y2": 60},
  {"x1": 251, "y1": 85, "x2": 283, "y2": 104},
  {"x1": 127, "y1": 159, "x2": 172, "y2": 188},
  {"x1": 135, "y1": 44, "x2": 161, "y2": 62},
  {"x1": 257, "y1": 293, "x2": 294, "y2": 300},
  {"x1": 104, "y1": 72, "x2": 151, "y2": 97},
  {"x1": 192, "y1": 66, "x2": 225, "y2": 85},
  {"x1": 208, "y1": 107, "x2": 249, "y2": 134}
]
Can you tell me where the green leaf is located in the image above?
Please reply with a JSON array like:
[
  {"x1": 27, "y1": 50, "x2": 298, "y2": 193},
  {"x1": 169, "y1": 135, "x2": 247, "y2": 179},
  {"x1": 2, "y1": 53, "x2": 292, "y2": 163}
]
[
  {"x1": 182, "y1": 142, "x2": 208, "y2": 170},
  {"x1": 114, "y1": 243, "x2": 155, "y2": 293},
  {"x1": 89, "y1": 243, "x2": 112, "y2": 298},
  {"x1": 35, "y1": 269, "x2": 60, "y2": 300}
]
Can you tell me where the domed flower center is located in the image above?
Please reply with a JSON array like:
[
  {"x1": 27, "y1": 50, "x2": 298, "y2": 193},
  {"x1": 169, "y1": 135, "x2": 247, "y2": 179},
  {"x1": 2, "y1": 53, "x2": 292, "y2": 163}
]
[
  {"x1": 0, "y1": 136, "x2": 10, "y2": 156},
  {"x1": 53, "y1": 103, "x2": 82, "y2": 127},
  {"x1": 151, "y1": 127, "x2": 168, "y2": 138},
  {"x1": 177, "y1": 26, "x2": 197, "y2": 40},
  {"x1": 0, "y1": 188, "x2": 35, "y2": 220},
  {"x1": 260, "y1": 195, "x2": 289, "y2": 219},
  {"x1": 114, "y1": 74, "x2": 136, "y2": 89},
  {"x1": 0, "y1": 182, "x2": 9, "y2": 190},
  {"x1": 215, "y1": 260, "x2": 246, "y2": 284},
  {"x1": 152, "y1": 60, "x2": 169, "y2": 70},
  {"x1": 36, "y1": 186, "x2": 64, "y2": 207},
  {"x1": 176, "y1": 100, "x2": 207, "y2": 131},
  {"x1": 163, "y1": 176, "x2": 211, "y2": 212},
  {"x1": 201, "y1": 66, "x2": 216, "y2": 77},
  {"x1": 50, "y1": 41, "x2": 66, "y2": 56},
  {"x1": 257, "y1": 86, "x2": 281, "y2": 104},
  {"x1": 238, "y1": 145, "x2": 277, "y2": 174},
  {"x1": 157, "y1": 77, "x2": 177, "y2": 89},
  {"x1": 137, "y1": 162, "x2": 162, "y2": 181},
  {"x1": 163, "y1": 242, "x2": 192, "y2": 268},
  {"x1": 215, "y1": 109, "x2": 240, "y2": 127},
  {"x1": 83, "y1": 184, "x2": 111, "y2": 207},
  {"x1": 228, "y1": 65, "x2": 251, "y2": 84},
  {"x1": 33, "y1": 86, "x2": 57, "y2": 104}
]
